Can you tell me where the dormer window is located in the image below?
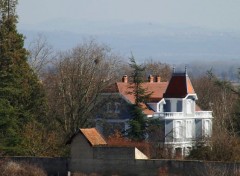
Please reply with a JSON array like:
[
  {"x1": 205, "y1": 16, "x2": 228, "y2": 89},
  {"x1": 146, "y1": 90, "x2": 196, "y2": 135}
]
[
  {"x1": 107, "y1": 103, "x2": 112, "y2": 113},
  {"x1": 115, "y1": 102, "x2": 120, "y2": 113}
]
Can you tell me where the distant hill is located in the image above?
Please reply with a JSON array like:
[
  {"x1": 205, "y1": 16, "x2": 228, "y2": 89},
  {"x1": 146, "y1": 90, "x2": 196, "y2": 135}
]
[{"x1": 18, "y1": 19, "x2": 240, "y2": 79}]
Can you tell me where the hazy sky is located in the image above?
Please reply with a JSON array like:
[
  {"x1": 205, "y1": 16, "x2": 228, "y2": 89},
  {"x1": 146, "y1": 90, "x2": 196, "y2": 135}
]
[{"x1": 18, "y1": 0, "x2": 240, "y2": 31}]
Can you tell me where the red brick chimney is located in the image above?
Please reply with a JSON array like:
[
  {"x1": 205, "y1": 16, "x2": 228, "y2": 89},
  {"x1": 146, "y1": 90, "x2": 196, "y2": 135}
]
[
  {"x1": 156, "y1": 76, "x2": 161, "y2": 83},
  {"x1": 148, "y1": 75, "x2": 154, "y2": 83},
  {"x1": 122, "y1": 75, "x2": 128, "y2": 83}
]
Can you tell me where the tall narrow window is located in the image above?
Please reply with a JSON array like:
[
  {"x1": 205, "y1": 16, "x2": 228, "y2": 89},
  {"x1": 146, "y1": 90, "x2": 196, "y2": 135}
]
[
  {"x1": 158, "y1": 104, "x2": 163, "y2": 112},
  {"x1": 204, "y1": 120, "x2": 211, "y2": 137},
  {"x1": 164, "y1": 100, "x2": 171, "y2": 112},
  {"x1": 175, "y1": 121, "x2": 182, "y2": 138},
  {"x1": 177, "y1": 101, "x2": 182, "y2": 112},
  {"x1": 186, "y1": 120, "x2": 192, "y2": 138},
  {"x1": 107, "y1": 102, "x2": 112, "y2": 113},
  {"x1": 186, "y1": 99, "x2": 192, "y2": 114},
  {"x1": 115, "y1": 102, "x2": 120, "y2": 113}
]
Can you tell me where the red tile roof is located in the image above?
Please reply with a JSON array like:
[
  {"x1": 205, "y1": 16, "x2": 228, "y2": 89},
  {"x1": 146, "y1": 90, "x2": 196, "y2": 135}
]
[
  {"x1": 80, "y1": 128, "x2": 107, "y2": 146},
  {"x1": 102, "y1": 73, "x2": 197, "y2": 115},
  {"x1": 163, "y1": 73, "x2": 195, "y2": 98},
  {"x1": 102, "y1": 81, "x2": 168, "y2": 115},
  {"x1": 66, "y1": 128, "x2": 107, "y2": 146},
  {"x1": 116, "y1": 82, "x2": 168, "y2": 104}
]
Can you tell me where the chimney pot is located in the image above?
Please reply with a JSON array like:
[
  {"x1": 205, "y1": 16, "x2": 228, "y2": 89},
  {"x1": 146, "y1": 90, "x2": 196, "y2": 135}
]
[
  {"x1": 156, "y1": 76, "x2": 161, "y2": 83},
  {"x1": 148, "y1": 75, "x2": 154, "y2": 83},
  {"x1": 122, "y1": 75, "x2": 128, "y2": 83}
]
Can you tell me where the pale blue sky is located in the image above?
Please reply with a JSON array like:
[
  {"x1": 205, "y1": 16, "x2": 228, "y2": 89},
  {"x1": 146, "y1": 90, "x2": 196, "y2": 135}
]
[
  {"x1": 18, "y1": 0, "x2": 240, "y2": 31},
  {"x1": 16, "y1": 0, "x2": 240, "y2": 66}
]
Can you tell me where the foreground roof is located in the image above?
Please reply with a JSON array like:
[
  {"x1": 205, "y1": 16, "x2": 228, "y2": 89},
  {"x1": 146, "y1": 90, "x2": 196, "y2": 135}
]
[{"x1": 67, "y1": 128, "x2": 107, "y2": 146}]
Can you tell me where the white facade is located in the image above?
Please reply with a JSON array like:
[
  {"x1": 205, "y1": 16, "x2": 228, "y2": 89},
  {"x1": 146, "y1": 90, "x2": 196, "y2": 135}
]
[{"x1": 149, "y1": 94, "x2": 213, "y2": 157}]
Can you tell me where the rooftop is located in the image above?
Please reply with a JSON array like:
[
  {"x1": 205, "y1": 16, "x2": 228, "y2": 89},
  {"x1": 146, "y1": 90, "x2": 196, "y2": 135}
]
[
  {"x1": 66, "y1": 128, "x2": 107, "y2": 146},
  {"x1": 163, "y1": 72, "x2": 195, "y2": 98}
]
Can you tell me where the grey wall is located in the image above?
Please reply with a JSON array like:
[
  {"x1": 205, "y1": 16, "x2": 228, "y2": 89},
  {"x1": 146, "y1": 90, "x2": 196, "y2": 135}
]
[
  {"x1": 71, "y1": 133, "x2": 93, "y2": 160},
  {"x1": 1, "y1": 156, "x2": 240, "y2": 176},
  {"x1": 93, "y1": 147, "x2": 136, "y2": 160},
  {"x1": 70, "y1": 159, "x2": 240, "y2": 176},
  {"x1": 0, "y1": 157, "x2": 68, "y2": 176}
]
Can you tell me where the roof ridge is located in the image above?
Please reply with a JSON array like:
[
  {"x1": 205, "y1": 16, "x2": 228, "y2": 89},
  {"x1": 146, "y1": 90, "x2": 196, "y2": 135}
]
[{"x1": 185, "y1": 75, "x2": 188, "y2": 95}]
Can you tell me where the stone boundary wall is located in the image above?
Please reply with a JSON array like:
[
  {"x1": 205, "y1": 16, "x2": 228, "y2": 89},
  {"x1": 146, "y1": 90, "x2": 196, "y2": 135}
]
[
  {"x1": 94, "y1": 147, "x2": 135, "y2": 159},
  {"x1": 70, "y1": 159, "x2": 240, "y2": 176},
  {"x1": 1, "y1": 157, "x2": 240, "y2": 176},
  {"x1": 0, "y1": 157, "x2": 69, "y2": 176}
]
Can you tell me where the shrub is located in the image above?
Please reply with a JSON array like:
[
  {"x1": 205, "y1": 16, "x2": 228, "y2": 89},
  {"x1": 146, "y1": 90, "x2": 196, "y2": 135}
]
[{"x1": 0, "y1": 161, "x2": 47, "y2": 176}]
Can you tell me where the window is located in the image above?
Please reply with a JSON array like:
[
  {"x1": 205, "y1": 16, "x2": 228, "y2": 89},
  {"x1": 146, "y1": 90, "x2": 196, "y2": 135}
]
[
  {"x1": 186, "y1": 99, "x2": 192, "y2": 114},
  {"x1": 107, "y1": 103, "x2": 112, "y2": 113},
  {"x1": 186, "y1": 120, "x2": 192, "y2": 138},
  {"x1": 175, "y1": 121, "x2": 182, "y2": 138},
  {"x1": 204, "y1": 120, "x2": 211, "y2": 137},
  {"x1": 177, "y1": 101, "x2": 182, "y2": 112},
  {"x1": 158, "y1": 104, "x2": 163, "y2": 112},
  {"x1": 164, "y1": 100, "x2": 171, "y2": 112},
  {"x1": 115, "y1": 102, "x2": 120, "y2": 113}
]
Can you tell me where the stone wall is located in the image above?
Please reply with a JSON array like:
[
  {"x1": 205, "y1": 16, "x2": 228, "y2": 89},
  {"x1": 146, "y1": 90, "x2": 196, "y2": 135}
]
[
  {"x1": 70, "y1": 159, "x2": 240, "y2": 176},
  {"x1": 92, "y1": 147, "x2": 148, "y2": 160},
  {"x1": 1, "y1": 156, "x2": 240, "y2": 176},
  {"x1": 93, "y1": 147, "x2": 136, "y2": 159},
  {"x1": 0, "y1": 157, "x2": 68, "y2": 176}
]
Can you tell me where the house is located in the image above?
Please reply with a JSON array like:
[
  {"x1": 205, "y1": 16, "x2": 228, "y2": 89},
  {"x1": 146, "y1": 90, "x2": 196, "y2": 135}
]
[
  {"x1": 67, "y1": 128, "x2": 148, "y2": 173},
  {"x1": 95, "y1": 69, "x2": 213, "y2": 157},
  {"x1": 95, "y1": 75, "x2": 168, "y2": 135}
]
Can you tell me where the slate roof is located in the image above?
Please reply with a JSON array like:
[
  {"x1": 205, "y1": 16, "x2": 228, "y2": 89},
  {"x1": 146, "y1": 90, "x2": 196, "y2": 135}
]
[{"x1": 163, "y1": 73, "x2": 195, "y2": 98}]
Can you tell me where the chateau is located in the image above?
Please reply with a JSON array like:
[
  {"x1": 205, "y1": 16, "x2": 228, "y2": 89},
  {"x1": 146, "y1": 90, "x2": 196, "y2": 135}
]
[{"x1": 95, "y1": 69, "x2": 213, "y2": 156}]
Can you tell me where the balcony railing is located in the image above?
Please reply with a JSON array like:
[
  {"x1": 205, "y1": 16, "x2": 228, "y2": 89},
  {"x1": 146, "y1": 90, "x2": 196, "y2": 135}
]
[
  {"x1": 154, "y1": 112, "x2": 184, "y2": 119},
  {"x1": 153, "y1": 111, "x2": 213, "y2": 119},
  {"x1": 195, "y1": 111, "x2": 212, "y2": 118}
]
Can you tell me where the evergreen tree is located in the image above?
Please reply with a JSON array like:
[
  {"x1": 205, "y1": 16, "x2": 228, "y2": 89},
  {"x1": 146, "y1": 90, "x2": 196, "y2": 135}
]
[
  {"x1": 127, "y1": 56, "x2": 151, "y2": 141},
  {"x1": 232, "y1": 69, "x2": 240, "y2": 134},
  {"x1": 0, "y1": 0, "x2": 46, "y2": 155}
]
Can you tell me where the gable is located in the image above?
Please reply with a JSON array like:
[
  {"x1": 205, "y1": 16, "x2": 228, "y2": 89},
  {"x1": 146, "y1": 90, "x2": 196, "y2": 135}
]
[
  {"x1": 67, "y1": 128, "x2": 107, "y2": 146},
  {"x1": 80, "y1": 128, "x2": 107, "y2": 146}
]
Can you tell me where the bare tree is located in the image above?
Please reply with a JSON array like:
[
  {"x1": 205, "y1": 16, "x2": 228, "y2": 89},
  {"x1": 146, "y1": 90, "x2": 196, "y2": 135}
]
[
  {"x1": 28, "y1": 34, "x2": 54, "y2": 77},
  {"x1": 44, "y1": 41, "x2": 121, "y2": 138},
  {"x1": 190, "y1": 72, "x2": 240, "y2": 161},
  {"x1": 143, "y1": 60, "x2": 171, "y2": 81}
]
